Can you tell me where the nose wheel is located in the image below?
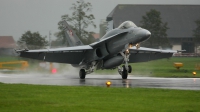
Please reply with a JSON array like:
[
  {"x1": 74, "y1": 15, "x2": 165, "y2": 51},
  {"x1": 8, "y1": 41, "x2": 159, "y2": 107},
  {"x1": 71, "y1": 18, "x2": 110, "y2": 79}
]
[
  {"x1": 79, "y1": 69, "x2": 86, "y2": 79},
  {"x1": 128, "y1": 65, "x2": 132, "y2": 73},
  {"x1": 122, "y1": 65, "x2": 128, "y2": 79},
  {"x1": 118, "y1": 65, "x2": 132, "y2": 79}
]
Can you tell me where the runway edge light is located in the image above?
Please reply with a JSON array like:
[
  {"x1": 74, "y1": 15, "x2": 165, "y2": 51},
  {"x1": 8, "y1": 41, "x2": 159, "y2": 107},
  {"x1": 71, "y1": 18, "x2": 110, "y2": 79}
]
[
  {"x1": 106, "y1": 81, "x2": 111, "y2": 87},
  {"x1": 192, "y1": 72, "x2": 197, "y2": 76},
  {"x1": 174, "y1": 62, "x2": 183, "y2": 70}
]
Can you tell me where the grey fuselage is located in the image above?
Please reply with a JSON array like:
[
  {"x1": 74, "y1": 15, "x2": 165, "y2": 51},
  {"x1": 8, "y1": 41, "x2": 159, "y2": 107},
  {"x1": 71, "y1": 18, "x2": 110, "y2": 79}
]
[{"x1": 72, "y1": 26, "x2": 151, "y2": 69}]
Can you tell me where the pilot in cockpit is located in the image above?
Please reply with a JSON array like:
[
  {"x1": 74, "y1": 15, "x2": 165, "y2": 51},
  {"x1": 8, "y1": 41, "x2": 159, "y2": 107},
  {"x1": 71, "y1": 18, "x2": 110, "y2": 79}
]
[{"x1": 118, "y1": 21, "x2": 137, "y2": 29}]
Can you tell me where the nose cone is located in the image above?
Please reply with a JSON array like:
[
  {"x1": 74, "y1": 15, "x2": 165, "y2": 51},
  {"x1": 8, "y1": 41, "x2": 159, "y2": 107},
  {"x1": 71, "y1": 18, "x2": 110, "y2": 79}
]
[
  {"x1": 135, "y1": 29, "x2": 151, "y2": 42},
  {"x1": 145, "y1": 30, "x2": 151, "y2": 39}
]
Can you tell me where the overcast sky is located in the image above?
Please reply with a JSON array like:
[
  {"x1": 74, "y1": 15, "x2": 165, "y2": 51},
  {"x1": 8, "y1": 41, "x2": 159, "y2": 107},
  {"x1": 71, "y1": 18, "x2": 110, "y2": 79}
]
[{"x1": 1, "y1": 0, "x2": 200, "y2": 41}]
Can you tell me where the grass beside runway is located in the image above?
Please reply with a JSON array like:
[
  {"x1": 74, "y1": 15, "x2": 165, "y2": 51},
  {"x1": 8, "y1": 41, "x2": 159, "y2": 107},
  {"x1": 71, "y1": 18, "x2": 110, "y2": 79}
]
[
  {"x1": 0, "y1": 83, "x2": 200, "y2": 112},
  {"x1": 0, "y1": 56, "x2": 200, "y2": 77},
  {"x1": 130, "y1": 57, "x2": 200, "y2": 77},
  {"x1": 0, "y1": 56, "x2": 19, "y2": 62},
  {"x1": 96, "y1": 57, "x2": 200, "y2": 78}
]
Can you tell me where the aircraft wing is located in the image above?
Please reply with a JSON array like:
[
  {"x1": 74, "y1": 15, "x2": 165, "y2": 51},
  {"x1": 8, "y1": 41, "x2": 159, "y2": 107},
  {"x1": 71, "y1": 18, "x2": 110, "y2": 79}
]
[
  {"x1": 17, "y1": 45, "x2": 93, "y2": 64},
  {"x1": 129, "y1": 47, "x2": 177, "y2": 63}
]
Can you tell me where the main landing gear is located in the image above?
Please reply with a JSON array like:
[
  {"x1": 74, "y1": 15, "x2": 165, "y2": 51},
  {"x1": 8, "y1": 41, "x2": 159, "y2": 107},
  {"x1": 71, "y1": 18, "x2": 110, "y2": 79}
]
[{"x1": 79, "y1": 61, "x2": 97, "y2": 79}]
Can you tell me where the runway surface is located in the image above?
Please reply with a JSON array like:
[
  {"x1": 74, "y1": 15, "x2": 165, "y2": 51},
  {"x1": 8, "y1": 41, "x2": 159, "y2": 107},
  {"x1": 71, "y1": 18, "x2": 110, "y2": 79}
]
[{"x1": 0, "y1": 72, "x2": 200, "y2": 90}]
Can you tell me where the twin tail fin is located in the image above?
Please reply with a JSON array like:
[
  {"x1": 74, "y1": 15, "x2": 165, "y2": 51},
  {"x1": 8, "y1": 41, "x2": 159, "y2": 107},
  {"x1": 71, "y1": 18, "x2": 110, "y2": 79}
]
[{"x1": 59, "y1": 21, "x2": 84, "y2": 47}]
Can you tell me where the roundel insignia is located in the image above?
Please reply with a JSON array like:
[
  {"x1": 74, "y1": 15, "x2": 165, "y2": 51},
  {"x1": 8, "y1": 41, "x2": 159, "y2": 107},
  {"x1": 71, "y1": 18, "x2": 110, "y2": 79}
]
[{"x1": 69, "y1": 30, "x2": 73, "y2": 36}]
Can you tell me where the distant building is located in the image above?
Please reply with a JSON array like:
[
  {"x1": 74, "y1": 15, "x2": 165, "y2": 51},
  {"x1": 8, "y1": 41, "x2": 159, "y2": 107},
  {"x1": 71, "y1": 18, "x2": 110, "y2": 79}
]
[
  {"x1": 104, "y1": 4, "x2": 200, "y2": 53},
  {"x1": 0, "y1": 36, "x2": 16, "y2": 55}
]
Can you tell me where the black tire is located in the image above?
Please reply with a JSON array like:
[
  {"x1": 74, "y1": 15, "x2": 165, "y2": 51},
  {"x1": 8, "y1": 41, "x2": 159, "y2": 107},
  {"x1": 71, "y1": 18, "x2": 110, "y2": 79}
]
[
  {"x1": 128, "y1": 65, "x2": 132, "y2": 73},
  {"x1": 79, "y1": 69, "x2": 86, "y2": 79},
  {"x1": 122, "y1": 65, "x2": 128, "y2": 79}
]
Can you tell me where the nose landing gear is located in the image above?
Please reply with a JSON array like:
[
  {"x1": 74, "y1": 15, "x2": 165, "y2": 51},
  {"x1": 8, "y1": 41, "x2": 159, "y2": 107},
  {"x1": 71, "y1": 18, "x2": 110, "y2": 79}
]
[
  {"x1": 79, "y1": 69, "x2": 86, "y2": 79},
  {"x1": 118, "y1": 45, "x2": 133, "y2": 79},
  {"x1": 122, "y1": 65, "x2": 128, "y2": 79}
]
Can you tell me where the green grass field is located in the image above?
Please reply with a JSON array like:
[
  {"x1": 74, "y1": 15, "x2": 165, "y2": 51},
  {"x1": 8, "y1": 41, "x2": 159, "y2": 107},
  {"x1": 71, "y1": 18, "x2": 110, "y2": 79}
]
[
  {"x1": 0, "y1": 56, "x2": 21, "y2": 62},
  {"x1": 0, "y1": 56, "x2": 200, "y2": 77},
  {"x1": 130, "y1": 57, "x2": 200, "y2": 77},
  {"x1": 0, "y1": 83, "x2": 199, "y2": 112},
  {"x1": 96, "y1": 57, "x2": 200, "y2": 77}
]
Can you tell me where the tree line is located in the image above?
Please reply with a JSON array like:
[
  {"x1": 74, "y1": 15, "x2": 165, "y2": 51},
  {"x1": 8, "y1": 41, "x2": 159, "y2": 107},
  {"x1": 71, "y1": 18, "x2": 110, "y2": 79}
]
[{"x1": 17, "y1": 0, "x2": 200, "y2": 51}]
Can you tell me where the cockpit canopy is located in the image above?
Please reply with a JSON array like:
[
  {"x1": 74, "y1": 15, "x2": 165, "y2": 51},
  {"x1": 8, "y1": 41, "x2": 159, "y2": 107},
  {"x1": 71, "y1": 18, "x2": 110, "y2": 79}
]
[{"x1": 118, "y1": 21, "x2": 137, "y2": 29}]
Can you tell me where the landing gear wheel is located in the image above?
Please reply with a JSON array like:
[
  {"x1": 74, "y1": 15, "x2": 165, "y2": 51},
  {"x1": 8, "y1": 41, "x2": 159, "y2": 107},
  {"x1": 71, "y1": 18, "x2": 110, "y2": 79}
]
[
  {"x1": 128, "y1": 65, "x2": 132, "y2": 73},
  {"x1": 79, "y1": 69, "x2": 86, "y2": 79},
  {"x1": 122, "y1": 65, "x2": 128, "y2": 79}
]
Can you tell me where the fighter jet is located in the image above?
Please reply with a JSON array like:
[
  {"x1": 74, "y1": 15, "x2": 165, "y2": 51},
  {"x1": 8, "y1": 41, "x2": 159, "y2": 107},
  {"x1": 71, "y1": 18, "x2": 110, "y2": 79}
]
[{"x1": 17, "y1": 21, "x2": 177, "y2": 79}]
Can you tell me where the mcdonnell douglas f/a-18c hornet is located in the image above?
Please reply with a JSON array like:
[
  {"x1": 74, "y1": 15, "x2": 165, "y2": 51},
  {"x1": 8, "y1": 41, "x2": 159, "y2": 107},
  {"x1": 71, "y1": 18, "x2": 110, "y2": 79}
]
[{"x1": 17, "y1": 21, "x2": 177, "y2": 79}]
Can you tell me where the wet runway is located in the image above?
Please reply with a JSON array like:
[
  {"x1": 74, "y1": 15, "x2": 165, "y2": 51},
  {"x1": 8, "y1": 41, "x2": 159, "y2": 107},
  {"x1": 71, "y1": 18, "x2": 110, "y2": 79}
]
[{"x1": 0, "y1": 73, "x2": 200, "y2": 90}]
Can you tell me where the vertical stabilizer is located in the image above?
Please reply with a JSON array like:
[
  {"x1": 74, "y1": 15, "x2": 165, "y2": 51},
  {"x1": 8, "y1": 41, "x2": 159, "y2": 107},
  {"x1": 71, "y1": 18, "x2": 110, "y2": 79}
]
[
  {"x1": 107, "y1": 20, "x2": 113, "y2": 32},
  {"x1": 59, "y1": 21, "x2": 84, "y2": 46}
]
